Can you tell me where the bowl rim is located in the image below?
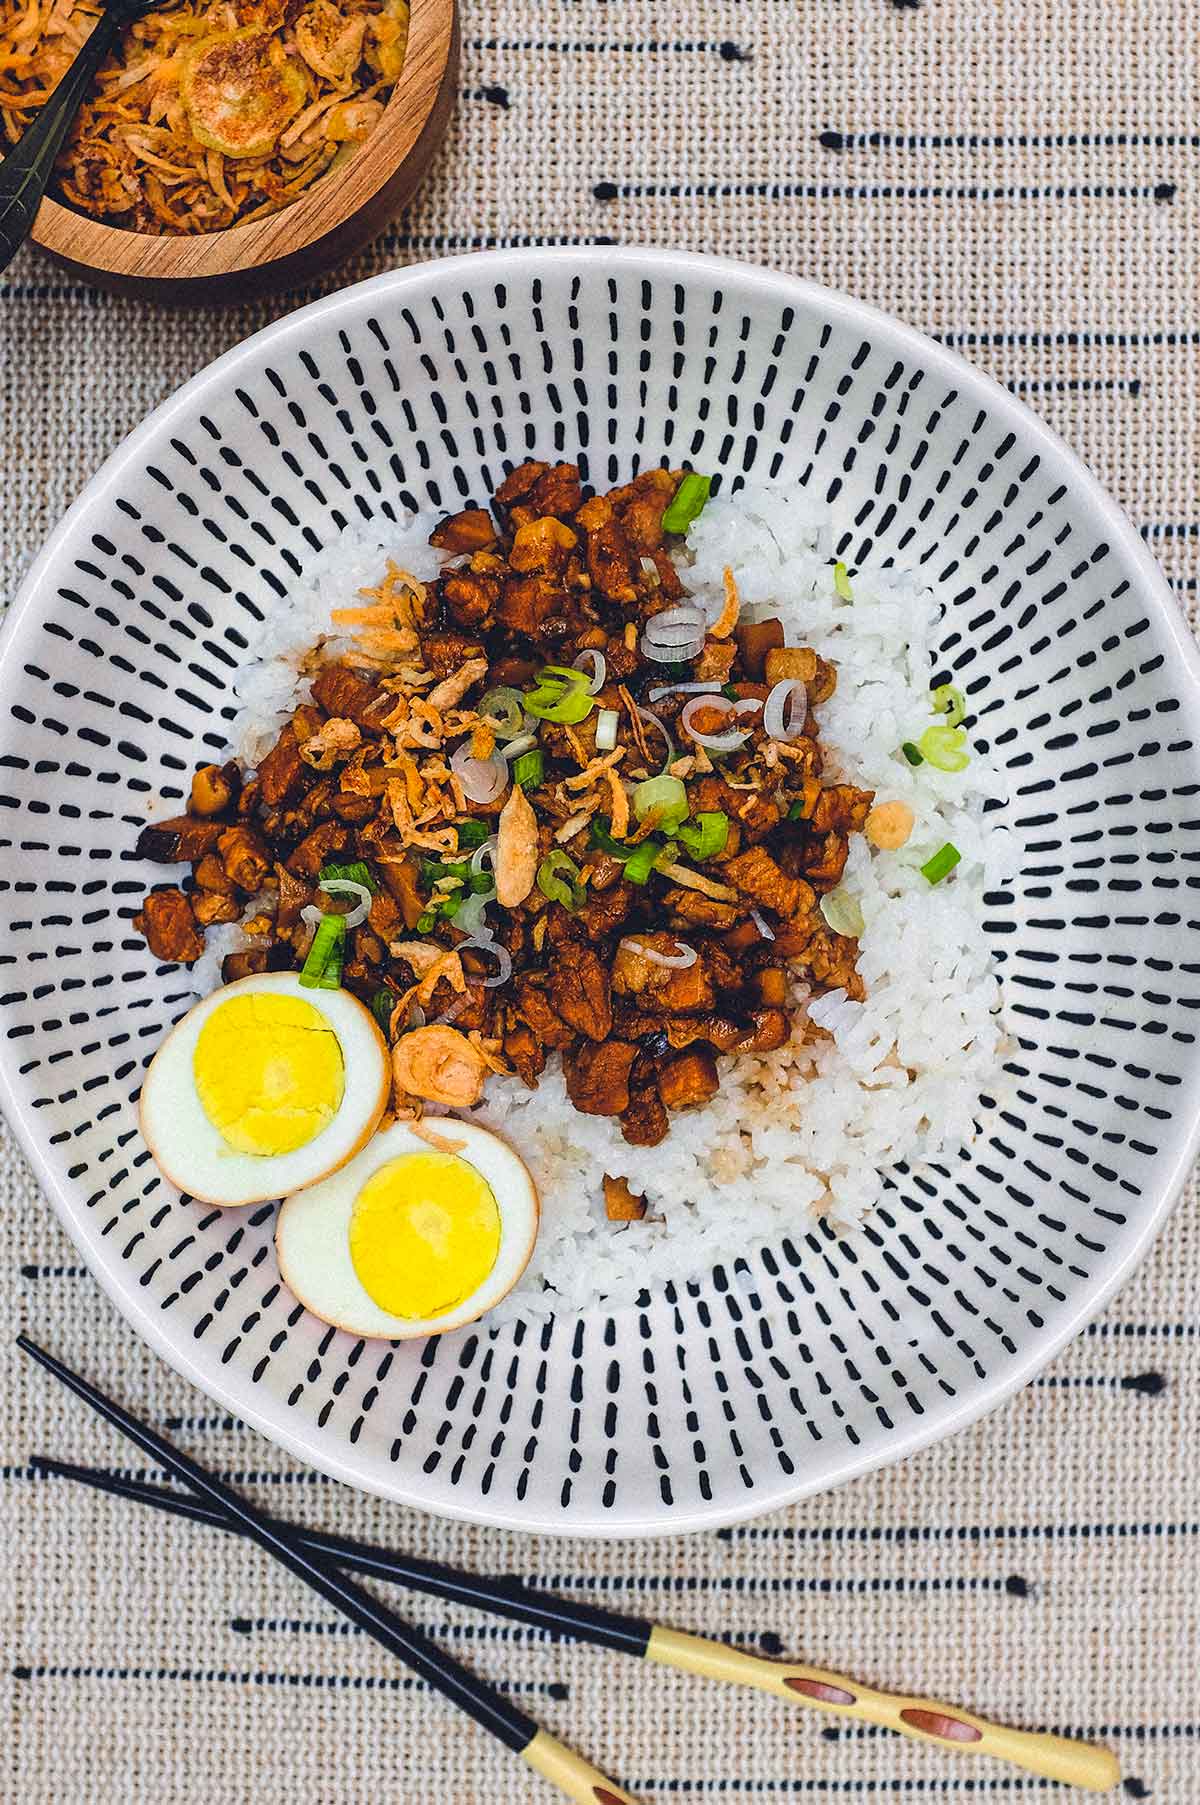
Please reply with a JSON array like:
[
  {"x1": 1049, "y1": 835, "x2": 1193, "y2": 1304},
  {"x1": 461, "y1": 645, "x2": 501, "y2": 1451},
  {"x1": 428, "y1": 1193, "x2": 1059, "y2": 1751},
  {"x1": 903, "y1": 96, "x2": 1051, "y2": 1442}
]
[
  {"x1": 27, "y1": 0, "x2": 454, "y2": 281},
  {"x1": 5, "y1": 245, "x2": 1200, "y2": 1536}
]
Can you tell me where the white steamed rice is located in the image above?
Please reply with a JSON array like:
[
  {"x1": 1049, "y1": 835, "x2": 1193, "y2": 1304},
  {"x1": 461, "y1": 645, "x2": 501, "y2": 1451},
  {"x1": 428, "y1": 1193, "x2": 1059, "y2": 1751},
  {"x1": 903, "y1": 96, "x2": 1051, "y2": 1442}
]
[{"x1": 196, "y1": 480, "x2": 1010, "y2": 1325}]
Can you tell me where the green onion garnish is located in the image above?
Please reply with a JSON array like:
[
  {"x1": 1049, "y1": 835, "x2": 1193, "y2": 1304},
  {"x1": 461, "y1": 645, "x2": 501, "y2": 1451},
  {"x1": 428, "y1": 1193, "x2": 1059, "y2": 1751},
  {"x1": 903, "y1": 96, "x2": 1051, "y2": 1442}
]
[
  {"x1": 917, "y1": 724, "x2": 970, "y2": 772},
  {"x1": 537, "y1": 850, "x2": 585, "y2": 909},
  {"x1": 920, "y1": 842, "x2": 961, "y2": 886},
  {"x1": 319, "y1": 860, "x2": 378, "y2": 894},
  {"x1": 477, "y1": 685, "x2": 527, "y2": 740},
  {"x1": 622, "y1": 838, "x2": 666, "y2": 885},
  {"x1": 299, "y1": 913, "x2": 346, "y2": 989},
  {"x1": 833, "y1": 561, "x2": 853, "y2": 601},
  {"x1": 524, "y1": 665, "x2": 595, "y2": 725},
  {"x1": 900, "y1": 741, "x2": 924, "y2": 766},
  {"x1": 786, "y1": 799, "x2": 808, "y2": 822},
  {"x1": 455, "y1": 819, "x2": 490, "y2": 851},
  {"x1": 676, "y1": 810, "x2": 729, "y2": 859},
  {"x1": 632, "y1": 773, "x2": 689, "y2": 830},
  {"x1": 819, "y1": 887, "x2": 865, "y2": 937},
  {"x1": 589, "y1": 817, "x2": 628, "y2": 859},
  {"x1": 722, "y1": 683, "x2": 741, "y2": 701},
  {"x1": 416, "y1": 910, "x2": 437, "y2": 933},
  {"x1": 512, "y1": 748, "x2": 546, "y2": 789},
  {"x1": 931, "y1": 683, "x2": 966, "y2": 728},
  {"x1": 662, "y1": 472, "x2": 712, "y2": 536},
  {"x1": 371, "y1": 988, "x2": 395, "y2": 1033}
]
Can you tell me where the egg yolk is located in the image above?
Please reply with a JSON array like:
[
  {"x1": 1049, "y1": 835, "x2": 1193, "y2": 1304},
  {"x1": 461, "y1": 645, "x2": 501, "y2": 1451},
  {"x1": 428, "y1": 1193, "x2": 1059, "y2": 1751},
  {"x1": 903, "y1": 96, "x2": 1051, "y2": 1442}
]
[
  {"x1": 193, "y1": 992, "x2": 344, "y2": 1156},
  {"x1": 348, "y1": 1152, "x2": 500, "y2": 1319}
]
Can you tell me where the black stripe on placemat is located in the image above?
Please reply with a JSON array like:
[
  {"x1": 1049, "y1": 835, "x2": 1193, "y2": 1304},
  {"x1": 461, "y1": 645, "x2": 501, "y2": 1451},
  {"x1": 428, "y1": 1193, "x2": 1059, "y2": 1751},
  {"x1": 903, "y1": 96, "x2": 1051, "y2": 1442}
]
[
  {"x1": 10, "y1": 1662, "x2": 559, "y2": 1696},
  {"x1": 592, "y1": 180, "x2": 1175, "y2": 201},
  {"x1": 719, "y1": 1518, "x2": 1199, "y2": 1544},
  {"x1": 819, "y1": 128, "x2": 1200, "y2": 150}
]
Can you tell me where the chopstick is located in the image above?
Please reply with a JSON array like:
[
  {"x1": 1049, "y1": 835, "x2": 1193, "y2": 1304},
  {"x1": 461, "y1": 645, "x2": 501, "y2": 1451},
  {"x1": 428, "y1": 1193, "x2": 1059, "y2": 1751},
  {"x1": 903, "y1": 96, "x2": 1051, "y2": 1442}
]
[
  {"x1": 30, "y1": 1449, "x2": 1120, "y2": 1791},
  {"x1": 17, "y1": 1336, "x2": 640, "y2": 1805}
]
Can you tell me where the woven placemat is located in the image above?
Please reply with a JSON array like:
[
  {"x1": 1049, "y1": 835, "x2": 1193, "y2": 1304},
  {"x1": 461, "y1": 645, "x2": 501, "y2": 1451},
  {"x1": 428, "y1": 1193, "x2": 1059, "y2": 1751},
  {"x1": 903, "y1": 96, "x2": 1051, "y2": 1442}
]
[{"x1": 3, "y1": 0, "x2": 1198, "y2": 1797}]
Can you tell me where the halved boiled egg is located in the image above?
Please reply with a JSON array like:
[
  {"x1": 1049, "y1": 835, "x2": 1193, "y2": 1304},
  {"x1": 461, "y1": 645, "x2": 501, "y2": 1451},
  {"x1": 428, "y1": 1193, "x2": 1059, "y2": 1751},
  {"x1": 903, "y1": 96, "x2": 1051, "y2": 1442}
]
[
  {"x1": 139, "y1": 972, "x2": 390, "y2": 1207},
  {"x1": 275, "y1": 1119, "x2": 539, "y2": 1338}
]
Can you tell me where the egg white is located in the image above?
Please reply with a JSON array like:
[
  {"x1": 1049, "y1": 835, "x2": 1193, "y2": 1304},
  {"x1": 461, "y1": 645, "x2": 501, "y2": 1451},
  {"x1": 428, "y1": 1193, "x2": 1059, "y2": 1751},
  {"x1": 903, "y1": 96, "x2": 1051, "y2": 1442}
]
[
  {"x1": 139, "y1": 972, "x2": 390, "y2": 1207},
  {"x1": 275, "y1": 1119, "x2": 540, "y2": 1338}
]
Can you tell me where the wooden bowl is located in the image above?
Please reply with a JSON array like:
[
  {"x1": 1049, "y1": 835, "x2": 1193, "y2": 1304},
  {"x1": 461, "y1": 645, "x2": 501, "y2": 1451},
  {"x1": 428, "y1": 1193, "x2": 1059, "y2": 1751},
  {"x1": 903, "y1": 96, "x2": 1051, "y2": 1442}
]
[{"x1": 27, "y1": 0, "x2": 457, "y2": 303}]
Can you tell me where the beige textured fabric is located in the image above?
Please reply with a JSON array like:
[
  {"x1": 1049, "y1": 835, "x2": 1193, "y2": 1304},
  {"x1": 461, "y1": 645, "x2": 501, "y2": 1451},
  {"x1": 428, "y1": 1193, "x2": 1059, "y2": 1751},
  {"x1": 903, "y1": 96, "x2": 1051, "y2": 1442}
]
[{"x1": 2, "y1": 0, "x2": 1198, "y2": 1797}]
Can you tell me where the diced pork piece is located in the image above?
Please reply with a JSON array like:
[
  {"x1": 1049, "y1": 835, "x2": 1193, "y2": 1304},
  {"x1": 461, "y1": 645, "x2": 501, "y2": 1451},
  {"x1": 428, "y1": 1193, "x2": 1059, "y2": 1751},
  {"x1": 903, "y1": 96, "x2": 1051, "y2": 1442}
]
[
  {"x1": 547, "y1": 940, "x2": 613, "y2": 1041},
  {"x1": 811, "y1": 784, "x2": 874, "y2": 835},
  {"x1": 420, "y1": 629, "x2": 486, "y2": 677},
  {"x1": 620, "y1": 1081, "x2": 670, "y2": 1146},
  {"x1": 657, "y1": 1047, "x2": 720, "y2": 1111},
  {"x1": 135, "y1": 814, "x2": 224, "y2": 865},
  {"x1": 310, "y1": 663, "x2": 388, "y2": 729},
  {"x1": 133, "y1": 888, "x2": 205, "y2": 963},
  {"x1": 504, "y1": 1020, "x2": 547, "y2": 1088},
  {"x1": 723, "y1": 846, "x2": 815, "y2": 921},
  {"x1": 603, "y1": 1174, "x2": 648, "y2": 1220},
  {"x1": 217, "y1": 825, "x2": 272, "y2": 893},
  {"x1": 690, "y1": 774, "x2": 781, "y2": 845},
  {"x1": 430, "y1": 508, "x2": 497, "y2": 554},
  {"x1": 799, "y1": 830, "x2": 849, "y2": 891},
  {"x1": 576, "y1": 880, "x2": 633, "y2": 941},
  {"x1": 512, "y1": 978, "x2": 577, "y2": 1050},
  {"x1": 610, "y1": 934, "x2": 716, "y2": 1013},
  {"x1": 661, "y1": 886, "x2": 742, "y2": 932},
  {"x1": 285, "y1": 821, "x2": 350, "y2": 881},
  {"x1": 564, "y1": 1038, "x2": 639, "y2": 1115},
  {"x1": 573, "y1": 495, "x2": 639, "y2": 603},
  {"x1": 255, "y1": 721, "x2": 306, "y2": 806},
  {"x1": 441, "y1": 570, "x2": 500, "y2": 630}
]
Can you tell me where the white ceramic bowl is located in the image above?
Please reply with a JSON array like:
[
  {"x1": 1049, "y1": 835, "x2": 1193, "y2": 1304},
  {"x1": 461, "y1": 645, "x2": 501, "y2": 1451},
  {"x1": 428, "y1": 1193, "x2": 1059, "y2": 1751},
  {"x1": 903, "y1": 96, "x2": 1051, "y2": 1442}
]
[{"x1": 3, "y1": 248, "x2": 1198, "y2": 1536}]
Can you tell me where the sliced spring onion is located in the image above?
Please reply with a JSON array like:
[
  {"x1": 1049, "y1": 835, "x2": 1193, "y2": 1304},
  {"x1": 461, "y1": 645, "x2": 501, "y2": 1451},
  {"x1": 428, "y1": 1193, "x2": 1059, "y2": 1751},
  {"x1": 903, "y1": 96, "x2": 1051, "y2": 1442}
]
[
  {"x1": 298, "y1": 913, "x2": 346, "y2": 989},
  {"x1": 477, "y1": 685, "x2": 527, "y2": 740},
  {"x1": 524, "y1": 671, "x2": 594, "y2": 724},
  {"x1": 455, "y1": 819, "x2": 490, "y2": 851},
  {"x1": 589, "y1": 817, "x2": 628, "y2": 858},
  {"x1": 310, "y1": 877, "x2": 371, "y2": 928},
  {"x1": 662, "y1": 471, "x2": 712, "y2": 536},
  {"x1": 319, "y1": 859, "x2": 378, "y2": 894},
  {"x1": 537, "y1": 850, "x2": 585, "y2": 908},
  {"x1": 900, "y1": 741, "x2": 924, "y2": 767},
  {"x1": 595, "y1": 707, "x2": 620, "y2": 751},
  {"x1": 572, "y1": 649, "x2": 607, "y2": 694},
  {"x1": 931, "y1": 683, "x2": 966, "y2": 727},
  {"x1": 920, "y1": 842, "x2": 961, "y2": 886},
  {"x1": 633, "y1": 773, "x2": 688, "y2": 828},
  {"x1": 762, "y1": 677, "x2": 808, "y2": 743},
  {"x1": 676, "y1": 810, "x2": 729, "y2": 859},
  {"x1": 450, "y1": 742, "x2": 509, "y2": 802},
  {"x1": 416, "y1": 911, "x2": 437, "y2": 933},
  {"x1": 370, "y1": 988, "x2": 395, "y2": 1034},
  {"x1": 512, "y1": 749, "x2": 545, "y2": 789},
  {"x1": 917, "y1": 723, "x2": 970, "y2": 772},
  {"x1": 457, "y1": 931, "x2": 513, "y2": 988},
  {"x1": 833, "y1": 561, "x2": 853, "y2": 601},
  {"x1": 622, "y1": 837, "x2": 666, "y2": 884},
  {"x1": 819, "y1": 888, "x2": 865, "y2": 937}
]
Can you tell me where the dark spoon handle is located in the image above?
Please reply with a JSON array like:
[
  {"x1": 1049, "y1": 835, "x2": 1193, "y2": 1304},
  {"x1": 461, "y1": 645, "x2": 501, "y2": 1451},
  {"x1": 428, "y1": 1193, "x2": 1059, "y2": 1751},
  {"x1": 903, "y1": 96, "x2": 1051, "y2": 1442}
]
[{"x1": 0, "y1": 5, "x2": 124, "y2": 275}]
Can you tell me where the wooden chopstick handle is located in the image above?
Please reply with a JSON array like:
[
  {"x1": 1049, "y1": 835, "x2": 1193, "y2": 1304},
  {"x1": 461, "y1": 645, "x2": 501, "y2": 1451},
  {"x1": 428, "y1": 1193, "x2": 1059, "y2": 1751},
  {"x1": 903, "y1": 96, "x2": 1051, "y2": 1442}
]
[
  {"x1": 522, "y1": 1729, "x2": 642, "y2": 1804},
  {"x1": 645, "y1": 1630, "x2": 1119, "y2": 1792}
]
